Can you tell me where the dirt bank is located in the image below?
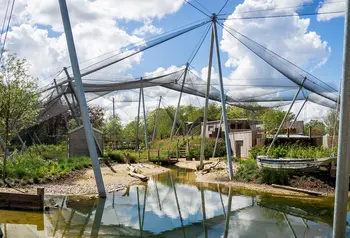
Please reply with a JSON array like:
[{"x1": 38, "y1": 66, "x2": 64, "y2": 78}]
[
  {"x1": 175, "y1": 160, "x2": 336, "y2": 197},
  {"x1": 0, "y1": 163, "x2": 169, "y2": 195}
]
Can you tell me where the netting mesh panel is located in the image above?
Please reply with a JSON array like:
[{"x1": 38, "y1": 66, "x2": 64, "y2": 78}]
[{"x1": 221, "y1": 24, "x2": 338, "y2": 103}]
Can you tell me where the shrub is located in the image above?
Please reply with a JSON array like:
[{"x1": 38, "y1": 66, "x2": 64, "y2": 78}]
[
  {"x1": 106, "y1": 150, "x2": 137, "y2": 163},
  {"x1": 107, "y1": 151, "x2": 124, "y2": 163},
  {"x1": 259, "y1": 168, "x2": 290, "y2": 185},
  {"x1": 234, "y1": 159, "x2": 261, "y2": 182},
  {"x1": 249, "y1": 144, "x2": 334, "y2": 159},
  {"x1": 0, "y1": 147, "x2": 91, "y2": 185}
]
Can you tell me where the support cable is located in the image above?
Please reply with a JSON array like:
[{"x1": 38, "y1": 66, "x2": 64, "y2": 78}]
[
  {"x1": 193, "y1": 0, "x2": 212, "y2": 15},
  {"x1": 0, "y1": 0, "x2": 15, "y2": 63},
  {"x1": 183, "y1": 0, "x2": 211, "y2": 17},
  {"x1": 219, "y1": 22, "x2": 338, "y2": 94},
  {"x1": 218, "y1": 23, "x2": 338, "y2": 101},
  {"x1": 219, "y1": 1, "x2": 345, "y2": 16},
  {"x1": 218, "y1": 0, "x2": 230, "y2": 15},
  {"x1": 220, "y1": 11, "x2": 345, "y2": 20}
]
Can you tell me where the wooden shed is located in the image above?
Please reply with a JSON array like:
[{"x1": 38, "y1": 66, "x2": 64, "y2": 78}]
[{"x1": 68, "y1": 125, "x2": 103, "y2": 157}]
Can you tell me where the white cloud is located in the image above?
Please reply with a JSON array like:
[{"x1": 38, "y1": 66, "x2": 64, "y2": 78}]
[
  {"x1": 317, "y1": 0, "x2": 345, "y2": 22},
  {"x1": 219, "y1": 0, "x2": 332, "y2": 119},
  {"x1": 133, "y1": 18, "x2": 164, "y2": 36}
]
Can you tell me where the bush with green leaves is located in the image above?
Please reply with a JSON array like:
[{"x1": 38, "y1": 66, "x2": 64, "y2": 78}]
[
  {"x1": 1, "y1": 149, "x2": 91, "y2": 185},
  {"x1": 249, "y1": 144, "x2": 334, "y2": 159},
  {"x1": 106, "y1": 150, "x2": 137, "y2": 163},
  {"x1": 28, "y1": 142, "x2": 67, "y2": 160},
  {"x1": 234, "y1": 159, "x2": 261, "y2": 182},
  {"x1": 259, "y1": 168, "x2": 290, "y2": 185},
  {"x1": 233, "y1": 159, "x2": 290, "y2": 185}
]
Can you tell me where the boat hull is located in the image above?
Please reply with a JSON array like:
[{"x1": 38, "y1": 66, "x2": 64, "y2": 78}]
[{"x1": 256, "y1": 156, "x2": 336, "y2": 172}]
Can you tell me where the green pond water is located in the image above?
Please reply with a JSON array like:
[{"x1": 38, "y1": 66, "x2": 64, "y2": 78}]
[{"x1": 0, "y1": 167, "x2": 345, "y2": 237}]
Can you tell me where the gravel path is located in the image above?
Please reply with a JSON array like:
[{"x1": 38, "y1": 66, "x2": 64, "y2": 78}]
[{"x1": 0, "y1": 163, "x2": 169, "y2": 196}]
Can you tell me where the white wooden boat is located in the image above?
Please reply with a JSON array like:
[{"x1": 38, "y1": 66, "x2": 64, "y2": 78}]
[{"x1": 256, "y1": 155, "x2": 336, "y2": 172}]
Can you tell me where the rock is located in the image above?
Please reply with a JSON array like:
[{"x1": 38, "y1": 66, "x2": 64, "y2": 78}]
[
  {"x1": 44, "y1": 206, "x2": 50, "y2": 211},
  {"x1": 54, "y1": 204, "x2": 59, "y2": 208}
]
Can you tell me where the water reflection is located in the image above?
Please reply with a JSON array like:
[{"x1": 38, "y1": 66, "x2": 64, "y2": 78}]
[{"x1": 0, "y1": 168, "x2": 335, "y2": 237}]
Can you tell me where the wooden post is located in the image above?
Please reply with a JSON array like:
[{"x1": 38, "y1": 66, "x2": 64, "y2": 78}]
[
  {"x1": 176, "y1": 143, "x2": 179, "y2": 159},
  {"x1": 147, "y1": 149, "x2": 150, "y2": 161},
  {"x1": 157, "y1": 149, "x2": 160, "y2": 163},
  {"x1": 37, "y1": 188, "x2": 44, "y2": 211},
  {"x1": 309, "y1": 127, "x2": 312, "y2": 139},
  {"x1": 287, "y1": 128, "x2": 290, "y2": 138},
  {"x1": 138, "y1": 150, "x2": 140, "y2": 160},
  {"x1": 167, "y1": 149, "x2": 170, "y2": 163}
]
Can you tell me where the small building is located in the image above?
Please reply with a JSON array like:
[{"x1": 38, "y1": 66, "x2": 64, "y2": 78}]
[
  {"x1": 323, "y1": 134, "x2": 338, "y2": 148},
  {"x1": 283, "y1": 121, "x2": 304, "y2": 134},
  {"x1": 202, "y1": 119, "x2": 263, "y2": 158},
  {"x1": 68, "y1": 125, "x2": 103, "y2": 158}
]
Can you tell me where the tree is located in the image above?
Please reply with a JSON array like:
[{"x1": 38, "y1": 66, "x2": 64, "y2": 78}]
[
  {"x1": 324, "y1": 109, "x2": 339, "y2": 136},
  {"x1": 103, "y1": 115, "x2": 122, "y2": 148},
  {"x1": 68, "y1": 105, "x2": 105, "y2": 130},
  {"x1": 304, "y1": 120, "x2": 325, "y2": 136},
  {"x1": 0, "y1": 54, "x2": 40, "y2": 179},
  {"x1": 260, "y1": 108, "x2": 294, "y2": 133},
  {"x1": 88, "y1": 105, "x2": 105, "y2": 130},
  {"x1": 123, "y1": 119, "x2": 143, "y2": 143}
]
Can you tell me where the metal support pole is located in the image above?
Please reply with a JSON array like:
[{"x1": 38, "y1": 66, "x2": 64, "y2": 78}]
[
  {"x1": 267, "y1": 77, "x2": 307, "y2": 154},
  {"x1": 212, "y1": 113, "x2": 223, "y2": 159},
  {"x1": 224, "y1": 187, "x2": 232, "y2": 238},
  {"x1": 55, "y1": 77, "x2": 79, "y2": 126},
  {"x1": 33, "y1": 132, "x2": 42, "y2": 145},
  {"x1": 58, "y1": 0, "x2": 106, "y2": 197},
  {"x1": 289, "y1": 98, "x2": 308, "y2": 129},
  {"x1": 63, "y1": 68, "x2": 81, "y2": 124},
  {"x1": 136, "y1": 87, "x2": 142, "y2": 151},
  {"x1": 91, "y1": 198, "x2": 106, "y2": 238},
  {"x1": 141, "y1": 81, "x2": 149, "y2": 150},
  {"x1": 53, "y1": 78, "x2": 69, "y2": 130},
  {"x1": 200, "y1": 186, "x2": 208, "y2": 238},
  {"x1": 213, "y1": 17, "x2": 234, "y2": 179},
  {"x1": 333, "y1": 0, "x2": 350, "y2": 236},
  {"x1": 15, "y1": 130, "x2": 26, "y2": 151},
  {"x1": 152, "y1": 96, "x2": 162, "y2": 141},
  {"x1": 200, "y1": 24, "x2": 215, "y2": 169},
  {"x1": 113, "y1": 97, "x2": 116, "y2": 150},
  {"x1": 171, "y1": 63, "x2": 189, "y2": 140},
  {"x1": 170, "y1": 173, "x2": 186, "y2": 238}
]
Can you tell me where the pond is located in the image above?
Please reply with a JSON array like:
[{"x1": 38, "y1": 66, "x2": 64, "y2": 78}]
[{"x1": 0, "y1": 167, "x2": 345, "y2": 237}]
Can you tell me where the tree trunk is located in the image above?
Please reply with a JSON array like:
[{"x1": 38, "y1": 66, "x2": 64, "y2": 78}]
[{"x1": 3, "y1": 113, "x2": 9, "y2": 180}]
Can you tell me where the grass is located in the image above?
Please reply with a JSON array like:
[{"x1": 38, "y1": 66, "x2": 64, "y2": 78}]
[
  {"x1": 249, "y1": 144, "x2": 335, "y2": 159},
  {"x1": 106, "y1": 150, "x2": 137, "y2": 163},
  {"x1": 150, "y1": 136, "x2": 226, "y2": 158}
]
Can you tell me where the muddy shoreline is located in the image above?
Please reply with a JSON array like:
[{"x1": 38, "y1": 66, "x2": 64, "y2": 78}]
[
  {"x1": 175, "y1": 160, "x2": 338, "y2": 198},
  {"x1": 0, "y1": 163, "x2": 169, "y2": 196}
]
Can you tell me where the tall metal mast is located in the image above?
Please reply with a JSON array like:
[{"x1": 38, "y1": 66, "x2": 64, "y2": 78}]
[
  {"x1": 58, "y1": 0, "x2": 106, "y2": 197},
  {"x1": 333, "y1": 0, "x2": 350, "y2": 236}
]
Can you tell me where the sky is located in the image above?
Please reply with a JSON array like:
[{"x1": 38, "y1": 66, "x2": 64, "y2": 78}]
[{"x1": 0, "y1": 0, "x2": 346, "y2": 125}]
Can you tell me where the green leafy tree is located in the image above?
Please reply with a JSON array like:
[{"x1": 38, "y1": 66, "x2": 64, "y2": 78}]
[
  {"x1": 260, "y1": 108, "x2": 294, "y2": 133},
  {"x1": 304, "y1": 120, "x2": 325, "y2": 136},
  {"x1": 324, "y1": 109, "x2": 339, "y2": 136},
  {"x1": 103, "y1": 115, "x2": 122, "y2": 148},
  {"x1": 0, "y1": 54, "x2": 40, "y2": 179},
  {"x1": 123, "y1": 119, "x2": 143, "y2": 143}
]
